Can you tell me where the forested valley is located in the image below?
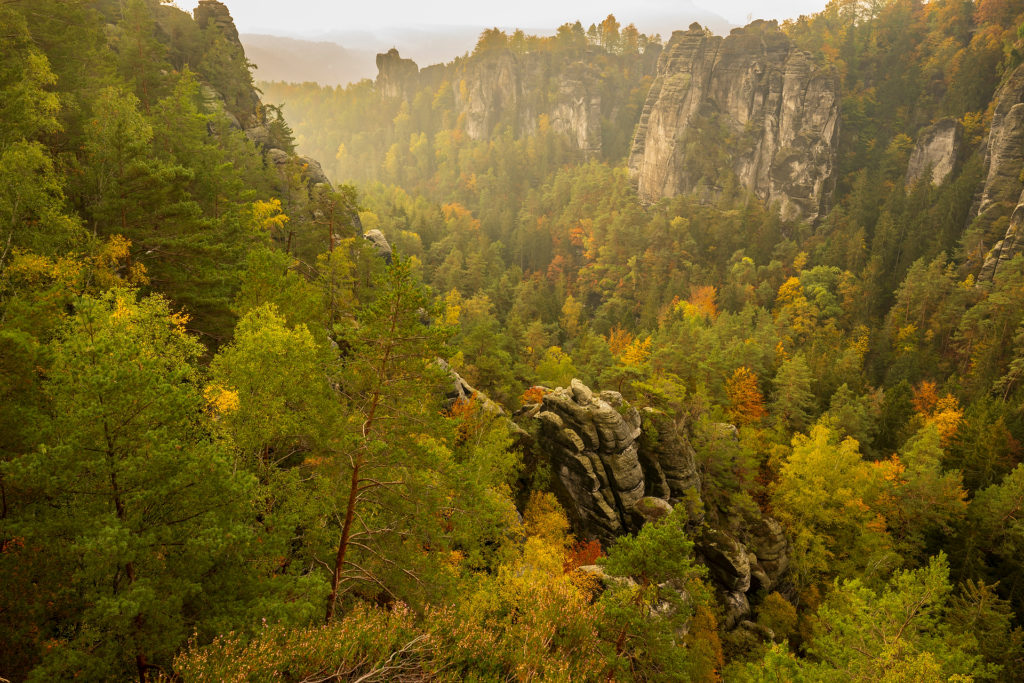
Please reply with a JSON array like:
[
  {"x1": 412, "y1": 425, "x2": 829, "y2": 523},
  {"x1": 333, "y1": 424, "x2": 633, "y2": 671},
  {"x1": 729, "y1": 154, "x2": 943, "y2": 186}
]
[{"x1": 4, "y1": 0, "x2": 1024, "y2": 680}]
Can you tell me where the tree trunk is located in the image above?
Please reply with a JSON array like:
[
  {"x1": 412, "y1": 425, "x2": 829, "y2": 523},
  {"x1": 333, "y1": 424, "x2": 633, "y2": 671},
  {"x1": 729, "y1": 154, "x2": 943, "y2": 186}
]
[{"x1": 326, "y1": 460, "x2": 360, "y2": 623}]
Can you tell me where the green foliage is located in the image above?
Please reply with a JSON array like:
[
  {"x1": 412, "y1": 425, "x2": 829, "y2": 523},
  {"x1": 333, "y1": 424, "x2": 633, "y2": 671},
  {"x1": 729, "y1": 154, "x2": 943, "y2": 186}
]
[{"x1": 2, "y1": 291, "x2": 256, "y2": 679}]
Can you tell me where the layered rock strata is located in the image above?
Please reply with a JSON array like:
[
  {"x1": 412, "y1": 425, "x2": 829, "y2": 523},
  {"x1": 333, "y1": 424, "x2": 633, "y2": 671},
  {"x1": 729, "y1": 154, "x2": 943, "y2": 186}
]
[{"x1": 628, "y1": 21, "x2": 840, "y2": 222}]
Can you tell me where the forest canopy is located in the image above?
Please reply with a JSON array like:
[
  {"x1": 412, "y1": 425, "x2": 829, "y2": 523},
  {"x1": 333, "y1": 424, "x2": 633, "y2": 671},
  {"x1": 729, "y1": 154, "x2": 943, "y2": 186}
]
[{"x1": 4, "y1": 0, "x2": 1024, "y2": 681}]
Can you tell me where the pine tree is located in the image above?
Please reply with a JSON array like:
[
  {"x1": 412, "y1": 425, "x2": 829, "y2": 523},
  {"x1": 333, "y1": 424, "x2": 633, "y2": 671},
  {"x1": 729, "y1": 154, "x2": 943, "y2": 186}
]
[{"x1": 2, "y1": 290, "x2": 256, "y2": 681}]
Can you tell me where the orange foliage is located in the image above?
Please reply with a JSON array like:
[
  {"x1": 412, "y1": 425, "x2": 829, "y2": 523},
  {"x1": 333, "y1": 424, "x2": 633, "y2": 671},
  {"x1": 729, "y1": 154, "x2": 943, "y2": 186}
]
[
  {"x1": 912, "y1": 380, "x2": 940, "y2": 415},
  {"x1": 912, "y1": 381, "x2": 964, "y2": 444},
  {"x1": 606, "y1": 325, "x2": 633, "y2": 357},
  {"x1": 725, "y1": 367, "x2": 767, "y2": 425},
  {"x1": 448, "y1": 395, "x2": 482, "y2": 441},
  {"x1": 521, "y1": 385, "x2": 547, "y2": 405},
  {"x1": 688, "y1": 285, "x2": 718, "y2": 319},
  {"x1": 563, "y1": 539, "x2": 603, "y2": 573}
]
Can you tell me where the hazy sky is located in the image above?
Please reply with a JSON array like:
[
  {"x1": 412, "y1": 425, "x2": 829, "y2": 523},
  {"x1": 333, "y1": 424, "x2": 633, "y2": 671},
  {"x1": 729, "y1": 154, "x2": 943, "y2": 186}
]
[{"x1": 173, "y1": 1, "x2": 827, "y2": 35}]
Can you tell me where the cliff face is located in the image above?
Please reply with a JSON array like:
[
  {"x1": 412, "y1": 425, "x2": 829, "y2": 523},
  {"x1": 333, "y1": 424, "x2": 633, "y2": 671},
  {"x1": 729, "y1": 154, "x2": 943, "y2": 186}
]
[
  {"x1": 906, "y1": 118, "x2": 962, "y2": 188},
  {"x1": 972, "y1": 65, "x2": 1024, "y2": 281},
  {"x1": 628, "y1": 21, "x2": 840, "y2": 222},
  {"x1": 375, "y1": 47, "x2": 642, "y2": 156},
  {"x1": 974, "y1": 65, "x2": 1024, "y2": 227}
]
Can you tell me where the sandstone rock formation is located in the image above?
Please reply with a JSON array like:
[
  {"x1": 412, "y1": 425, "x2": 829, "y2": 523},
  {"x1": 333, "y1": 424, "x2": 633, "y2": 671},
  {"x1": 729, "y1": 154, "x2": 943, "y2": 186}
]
[
  {"x1": 550, "y1": 62, "x2": 604, "y2": 155},
  {"x1": 456, "y1": 49, "x2": 524, "y2": 141},
  {"x1": 628, "y1": 21, "x2": 840, "y2": 222},
  {"x1": 973, "y1": 65, "x2": 1024, "y2": 231},
  {"x1": 193, "y1": 0, "x2": 239, "y2": 43},
  {"x1": 375, "y1": 48, "x2": 419, "y2": 99},
  {"x1": 536, "y1": 380, "x2": 646, "y2": 539},
  {"x1": 525, "y1": 379, "x2": 788, "y2": 627},
  {"x1": 974, "y1": 65, "x2": 1024, "y2": 281},
  {"x1": 906, "y1": 118, "x2": 962, "y2": 187},
  {"x1": 979, "y1": 190, "x2": 1024, "y2": 282},
  {"x1": 363, "y1": 229, "x2": 393, "y2": 264},
  {"x1": 374, "y1": 47, "x2": 627, "y2": 155}
]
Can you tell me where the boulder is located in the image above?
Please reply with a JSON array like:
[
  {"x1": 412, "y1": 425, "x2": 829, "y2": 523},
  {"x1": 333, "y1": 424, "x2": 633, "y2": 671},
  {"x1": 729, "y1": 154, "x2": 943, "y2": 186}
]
[
  {"x1": 697, "y1": 527, "x2": 751, "y2": 593},
  {"x1": 298, "y1": 155, "x2": 330, "y2": 186},
  {"x1": 363, "y1": 229, "x2": 393, "y2": 264}
]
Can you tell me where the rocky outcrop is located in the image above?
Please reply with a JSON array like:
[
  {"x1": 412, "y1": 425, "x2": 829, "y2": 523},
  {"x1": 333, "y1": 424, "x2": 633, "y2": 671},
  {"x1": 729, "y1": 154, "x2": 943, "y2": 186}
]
[
  {"x1": 531, "y1": 382, "x2": 703, "y2": 541},
  {"x1": 973, "y1": 65, "x2": 1024, "y2": 234},
  {"x1": 628, "y1": 21, "x2": 840, "y2": 222},
  {"x1": 637, "y1": 408, "x2": 702, "y2": 517},
  {"x1": 299, "y1": 156, "x2": 330, "y2": 186},
  {"x1": 362, "y1": 229, "x2": 393, "y2": 264},
  {"x1": 457, "y1": 49, "x2": 524, "y2": 140},
  {"x1": 376, "y1": 49, "x2": 419, "y2": 99},
  {"x1": 193, "y1": 0, "x2": 239, "y2": 43},
  {"x1": 906, "y1": 118, "x2": 961, "y2": 187},
  {"x1": 972, "y1": 65, "x2": 1024, "y2": 280},
  {"x1": 525, "y1": 378, "x2": 788, "y2": 627},
  {"x1": 536, "y1": 380, "x2": 645, "y2": 539},
  {"x1": 374, "y1": 47, "x2": 630, "y2": 155},
  {"x1": 980, "y1": 189, "x2": 1024, "y2": 282},
  {"x1": 550, "y1": 62, "x2": 603, "y2": 155},
  {"x1": 192, "y1": 0, "x2": 260, "y2": 126}
]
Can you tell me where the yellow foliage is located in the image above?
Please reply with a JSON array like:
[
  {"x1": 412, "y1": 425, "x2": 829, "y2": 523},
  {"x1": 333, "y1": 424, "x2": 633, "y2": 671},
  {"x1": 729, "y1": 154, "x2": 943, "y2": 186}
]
[
  {"x1": 931, "y1": 396, "x2": 964, "y2": 445},
  {"x1": 522, "y1": 491, "x2": 570, "y2": 549},
  {"x1": 252, "y1": 199, "x2": 289, "y2": 233},
  {"x1": 443, "y1": 289, "x2": 463, "y2": 326},
  {"x1": 793, "y1": 251, "x2": 808, "y2": 272},
  {"x1": 204, "y1": 383, "x2": 240, "y2": 416},
  {"x1": 725, "y1": 367, "x2": 767, "y2": 424},
  {"x1": 776, "y1": 276, "x2": 805, "y2": 307},
  {"x1": 619, "y1": 335, "x2": 652, "y2": 366}
]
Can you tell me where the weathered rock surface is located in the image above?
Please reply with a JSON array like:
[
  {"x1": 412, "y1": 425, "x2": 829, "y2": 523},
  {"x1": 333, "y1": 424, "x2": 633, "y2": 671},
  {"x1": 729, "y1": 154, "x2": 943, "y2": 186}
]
[
  {"x1": 193, "y1": 1, "x2": 260, "y2": 126},
  {"x1": 637, "y1": 408, "x2": 702, "y2": 517},
  {"x1": 457, "y1": 49, "x2": 524, "y2": 141},
  {"x1": 363, "y1": 229, "x2": 393, "y2": 264},
  {"x1": 972, "y1": 65, "x2": 1024, "y2": 282},
  {"x1": 298, "y1": 155, "x2": 330, "y2": 186},
  {"x1": 525, "y1": 378, "x2": 789, "y2": 630},
  {"x1": 376, "y1": 48, "x2": 419, "y2": 99},
  {"x1": 193, "y1": 0, "x2": 239, "y2": 43},
  {"x1": 437, "y1": 358, "x2": 507, "y2": 419},
  {"x1": 550, "y1": 62, "x2": 603, "y2": 155},
  {"x1": 374, "y1": 46, "x2": 644, "y2": 154},
  {"x1": 628, "y1": 20, "x2": 840, "y2": 222},
  {"x1": 747, "y1": 517, "x2": 789, "y2": 585},
  {"x1": 535, "y1": 380, "x2": 645, "y2": 540},
  {"x1": 906, "y1": 118, "x2": 961, "y2": 187},
  {"x1": 980, "y1": 188, "x2": 1024, "y2": 282},
  {"x1": 973, "y1": 65, "x2": 1024, "y2": 235},
  {"x1": 697, "y1": 527, "x2": 750, "y2": 593}
]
